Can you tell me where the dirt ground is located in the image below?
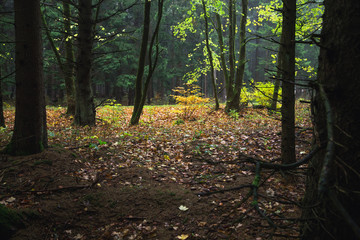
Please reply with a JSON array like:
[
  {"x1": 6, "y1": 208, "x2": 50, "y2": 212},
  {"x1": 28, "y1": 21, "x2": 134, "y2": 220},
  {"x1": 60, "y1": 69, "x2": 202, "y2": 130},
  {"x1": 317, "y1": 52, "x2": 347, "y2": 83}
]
[{"x1": 0, "y1": 146, "x2": 305, "y2": 240}]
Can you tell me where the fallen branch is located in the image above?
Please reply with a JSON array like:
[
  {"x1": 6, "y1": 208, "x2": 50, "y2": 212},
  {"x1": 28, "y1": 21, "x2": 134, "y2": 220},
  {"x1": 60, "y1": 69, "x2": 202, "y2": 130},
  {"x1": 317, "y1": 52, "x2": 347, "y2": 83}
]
[{"x1": 241, "y1": 146, "x2": 321, "y2": 170}]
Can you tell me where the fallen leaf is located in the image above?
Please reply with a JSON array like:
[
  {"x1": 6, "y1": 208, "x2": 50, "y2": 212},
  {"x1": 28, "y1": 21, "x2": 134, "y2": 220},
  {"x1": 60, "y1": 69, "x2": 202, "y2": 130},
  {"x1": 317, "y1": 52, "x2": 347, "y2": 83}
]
[
  {"x1": 176, "y1": 234, "x2": 189, "y2": 239},
  {"x1": 179, "y1": 205, "x2": 189, "y2": 211}
]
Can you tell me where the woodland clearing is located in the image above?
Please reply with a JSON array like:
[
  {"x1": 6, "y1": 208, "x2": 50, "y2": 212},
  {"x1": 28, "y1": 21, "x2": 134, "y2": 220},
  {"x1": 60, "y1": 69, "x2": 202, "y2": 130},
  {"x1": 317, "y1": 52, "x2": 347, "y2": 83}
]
[{"x1": 0, "y1": 103, "x2": 312, "y2": 239}]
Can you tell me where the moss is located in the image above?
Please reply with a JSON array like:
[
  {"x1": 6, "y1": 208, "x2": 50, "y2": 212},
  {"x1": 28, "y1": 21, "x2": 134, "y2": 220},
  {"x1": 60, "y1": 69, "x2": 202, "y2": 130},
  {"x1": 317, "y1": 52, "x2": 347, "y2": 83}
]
[
  {"x1": 33, "y1": 159, "x2": 53, "y2": 166},
  {"x1": 0, "y1": 204, "x2": 24, "y2": 239}
]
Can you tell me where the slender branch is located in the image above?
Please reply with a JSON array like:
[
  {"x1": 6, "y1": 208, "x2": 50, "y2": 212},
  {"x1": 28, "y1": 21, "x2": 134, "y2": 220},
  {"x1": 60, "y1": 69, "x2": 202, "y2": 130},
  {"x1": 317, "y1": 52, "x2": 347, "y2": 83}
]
[{"x1": 317, "y1": 84, "x2": 335, "y2": 194}]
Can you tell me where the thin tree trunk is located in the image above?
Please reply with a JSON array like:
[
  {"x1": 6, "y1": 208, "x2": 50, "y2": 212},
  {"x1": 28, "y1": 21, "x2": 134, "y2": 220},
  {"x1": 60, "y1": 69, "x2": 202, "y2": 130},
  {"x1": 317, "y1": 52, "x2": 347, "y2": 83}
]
[
  {"x1": 234, "y1": 0, "x2": 248, "y2": 107},
  {"x1": 270, "y1": 34, "x2": 285, "y2": 111},
  {"x1": 131, "y1": 0, "x2": 163, "y2": 125},
  {"x1": 225, "y1": 0, "x2": 236, "y2": 112},
  {"x1": 215, "y1": 13, "x2": 230, "y2": 103},
  {"x1": 202, "y1": 0, "x2": 219, "y2": 110},
  {"x1": 63, "y1": 1, "x2": 76, "y2": 115},
  {"x1": 7, "y1": 0, "x2": 47, "y2": 155},
  {"x1": 74, "y1": 0, "x2": 95, "y2": 126},
  {"x1": 0, "y1": 66, "x2": 5, "y2": 127},
  {"x1": 280, "y1": 0, "x2": 296, "y2": 164},
  {"x1": 130, "y1": 0, "x2": 151, "y2": 125}
]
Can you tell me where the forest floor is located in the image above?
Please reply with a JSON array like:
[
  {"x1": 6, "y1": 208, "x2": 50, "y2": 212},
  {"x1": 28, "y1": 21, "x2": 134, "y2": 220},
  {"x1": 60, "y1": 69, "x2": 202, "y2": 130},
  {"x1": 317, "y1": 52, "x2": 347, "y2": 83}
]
[{"x1": 0, "y1": 103, "x2": 312, "y2": 240}]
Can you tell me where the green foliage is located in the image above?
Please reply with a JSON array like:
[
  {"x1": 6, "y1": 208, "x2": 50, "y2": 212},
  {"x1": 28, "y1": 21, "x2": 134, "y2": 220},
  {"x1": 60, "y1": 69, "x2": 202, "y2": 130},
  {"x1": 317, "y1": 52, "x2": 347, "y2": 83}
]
[
  {"x1": 241, "y1": 81, "x2": 282, "y2": 108},
  {"x1": 228, "y1": 109, "x2": 239, "y2": 120},
  {"x1": 171, "y1": 82, "x2": 210, "y2": 120},
  {"x1": 97, "y1": 100, "x2": 124, "y2": 126},
  {"x1": 173, "y1": 118, "x2": 185, "y2": 125}
]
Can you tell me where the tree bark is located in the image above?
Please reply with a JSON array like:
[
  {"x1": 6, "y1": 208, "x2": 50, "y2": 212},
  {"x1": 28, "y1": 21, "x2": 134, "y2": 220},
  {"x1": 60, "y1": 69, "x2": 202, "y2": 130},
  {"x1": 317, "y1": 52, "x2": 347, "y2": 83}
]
[
  {"x1": 234, "y1": 0, "x2": 248, "y2": 107},
  {"x1": 130, "y1": 0, "x2": 163, "y2": 125},
  {"x1": 270, "y1": 34, "x2": 285, "y2": 111},
  {"x1": 74, "y1": 0, "x2": 96, "y2": 126},
  {"x1": 215, "y1": 13, "x2": 230, "y2": 104},
  {"x1": 225, "y1": 0, "x2": 236, "y2": 112},
  {"x1": 63, "y1": 1, "x2": 76, "y2": 115},
  {"x1": 201, "y1": 0, "x2": 219, "y2": 111},
  {"x1": 7, "y1": 0, "x2": 47, "y2": 155},
  {"x1": 130, "y1": 0, "x2": 151, "y2": 125},
  {"x1": 0, "y1": 66, "x2": 5, "y2": 127},
  {"x1": 280, "y1": 0, "x2": 296, "y2": 164},
  {"x1": 301, "y1": 0, "x2": 360, "y2": 239}
]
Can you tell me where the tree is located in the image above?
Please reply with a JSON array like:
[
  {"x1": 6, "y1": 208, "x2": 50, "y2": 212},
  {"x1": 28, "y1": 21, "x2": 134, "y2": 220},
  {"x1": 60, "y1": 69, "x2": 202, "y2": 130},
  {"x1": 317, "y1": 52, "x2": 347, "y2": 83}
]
[
  {"x1": 301, "y1": 0, "x2": 360, "y2": 239},
  {"x1": 0, "y1": 67, "x2": 5, "y2": 127},
  {"x1": 63, "y1": 1, "x2": 76, "y2": 115},
  {"x1": 220, "y1": 0, "x2": 248, "y2": 113},
  {"x1": 74, "y1": 0, "x2": 96, "y2": 126},
  {"x1": 6, "y1": 0, "x2": 47, "y2": 155},
  {"x1": 280, "y1": 0, "x2": 296, "y2": 164},
  {"x1": 130, "y1": 0, "x2": 164, "y2": 125},
  {"x1": 201, "y1": 0, "x2": 219, "y2": 110}
]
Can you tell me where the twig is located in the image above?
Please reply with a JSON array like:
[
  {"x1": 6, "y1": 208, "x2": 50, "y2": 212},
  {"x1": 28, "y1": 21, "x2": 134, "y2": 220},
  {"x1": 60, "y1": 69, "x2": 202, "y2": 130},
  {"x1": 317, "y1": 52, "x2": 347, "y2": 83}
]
[
  {"x1": 196, "y1": 184, "x2": 253, "y2": 196},
  {"x1": 317, "y1": 84, "x2": 335, "y2": 194}
]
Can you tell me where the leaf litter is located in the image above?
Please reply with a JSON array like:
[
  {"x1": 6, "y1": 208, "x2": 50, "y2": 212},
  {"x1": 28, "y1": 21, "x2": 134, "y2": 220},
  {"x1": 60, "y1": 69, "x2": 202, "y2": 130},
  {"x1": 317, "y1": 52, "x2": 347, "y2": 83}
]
[{"x1": 0, "y1": 103, "x2": 312, "y2": 239}]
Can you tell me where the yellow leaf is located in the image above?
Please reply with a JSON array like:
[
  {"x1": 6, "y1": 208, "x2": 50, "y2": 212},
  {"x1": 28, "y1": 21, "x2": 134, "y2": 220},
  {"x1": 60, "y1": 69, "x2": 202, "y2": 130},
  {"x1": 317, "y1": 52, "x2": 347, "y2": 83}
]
[{"x1": 177, "y1": 234, "x2": 189, "y2": 240}]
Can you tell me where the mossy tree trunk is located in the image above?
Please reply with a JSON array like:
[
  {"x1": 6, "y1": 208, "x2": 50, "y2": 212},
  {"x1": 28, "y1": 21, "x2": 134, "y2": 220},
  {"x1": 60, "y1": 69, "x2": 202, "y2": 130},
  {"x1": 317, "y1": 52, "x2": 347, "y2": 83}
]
[
  {"x1": 301, "y1": 0, "x2": 360, "y2": 239},
  {"x1": 7, "y1": 0, "x2": 47, "y2": 155}
]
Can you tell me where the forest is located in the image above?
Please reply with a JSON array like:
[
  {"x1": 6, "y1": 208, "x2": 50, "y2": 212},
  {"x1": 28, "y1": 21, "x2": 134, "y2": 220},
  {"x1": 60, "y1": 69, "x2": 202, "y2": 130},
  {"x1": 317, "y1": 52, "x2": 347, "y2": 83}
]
[{"x1": 0, "y1": 0, "x2": 359, "y2": 239}]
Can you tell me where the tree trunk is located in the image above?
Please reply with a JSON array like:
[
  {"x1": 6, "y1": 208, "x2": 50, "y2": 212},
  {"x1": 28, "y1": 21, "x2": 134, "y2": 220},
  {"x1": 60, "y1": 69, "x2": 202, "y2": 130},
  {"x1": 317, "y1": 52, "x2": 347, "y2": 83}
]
[
  {"x1": 7, "y1": 0, "x2": 47, "y2": 155},
  {"x1": 0, "y1": 66, "x2": 5, "y2": 127},
  {"x1": 63, "y1": 1, "x2": 76, "y2": 115},
  {"x1": 280, "y1": 0, "x2": 296, "y2": 164},
  {"x1": 270, "y1": 34, "x2": 285, "y2": 111},
  {"x1": 225, "y1": 0, "x2": 237, "y2": 112},
  {"x1": 130, "y1": 0, "x2": 151, "y2": 125},
  {"x1": 74, "y1": 0, "x2": 95, "y2": 126},
  {"x1": 215, "y1": 13, "x2": 230, "y2": 104},
  {"x1": 202, "y1": 0, "x2": 219, "y2": 110},
  {"x1": 130, "y1": 0, "x2": 163, "y2": 125},
  {"x1": 301, "y1": 1, "x2": 360, "y2": 239},
  {"x1": 234, "y1": 0, "x2": 248, "y2": 107}
]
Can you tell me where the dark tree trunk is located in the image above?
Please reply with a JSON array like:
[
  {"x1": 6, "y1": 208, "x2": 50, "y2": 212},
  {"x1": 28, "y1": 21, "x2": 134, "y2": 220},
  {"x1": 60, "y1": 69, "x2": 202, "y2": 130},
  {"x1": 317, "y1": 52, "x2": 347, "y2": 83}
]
[
  {"x1": 234, "y1": 0, "x2": 248, "y2": 107},
  {"x1": 74, "y1": 0, "x2": 95, "y2": 126},
  {"x1": 130, "y1": 0, "x2": 163, "y2": 125},
  {"x1": 7, "y1": 0, "x2": 47, "y2": 155},
  {"x1": 280, "y1": 0, "x2": 296, "y2": 164},
  {"x1": 225, "y1": 0, "x2": 236, "y2": 112},
  {"x1": 63, "y1": 1, "x2": 76, "y2": 115},
  {"x1": 130, "y1": 0, "x2": 151, "y2": 125},
  {"x1": 0, "y1": 67, "x2": 5, "y2": 127},
  {"x1": 301, "y1": 1, "x2": 360, "y2": 239}
]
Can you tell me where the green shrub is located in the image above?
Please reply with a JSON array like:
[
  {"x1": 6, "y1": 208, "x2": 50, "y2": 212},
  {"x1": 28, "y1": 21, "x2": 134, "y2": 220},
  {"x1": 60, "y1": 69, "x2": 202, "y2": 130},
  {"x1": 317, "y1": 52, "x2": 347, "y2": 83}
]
[{"x1": 241, "y1": 80, "x2": 282, "y2": 108}]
